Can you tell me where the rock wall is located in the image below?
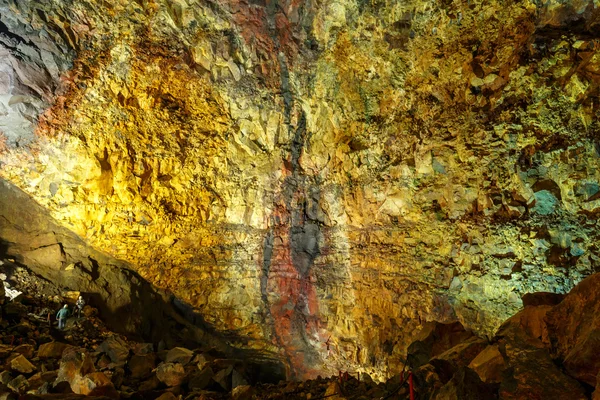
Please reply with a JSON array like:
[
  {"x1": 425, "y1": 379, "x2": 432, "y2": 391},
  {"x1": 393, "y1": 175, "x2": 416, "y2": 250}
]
[{"x1": 1, "y1": 0, "x2": 600, "y2": 380}]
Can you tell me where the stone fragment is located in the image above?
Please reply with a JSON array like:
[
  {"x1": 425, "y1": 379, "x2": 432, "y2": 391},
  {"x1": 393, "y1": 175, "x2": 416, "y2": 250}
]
[
  {"x1": 156, "y1": 362, "x2": 187, "y2": 387},
  {"x1": 468, "y1": 344, "x2": 506, "y2": 383},
  {"x1": 546, "y1": 273, "x2": 600, "y2": 386},
  {"x1": 37, "y1": 342, "x2": 70, "y2": 359},
  {"x1": 10, "y1": 354, "x2": 36, "y2": 374},
  {"x1": 7, "y1": 374, "x2": 28, "y2": 393},
  {"x1": 165, "y1": 347, "x2": 194, "y2": 365},
  {"x1": 0, "y1": 370, "x2": 12, "y2": 385}
]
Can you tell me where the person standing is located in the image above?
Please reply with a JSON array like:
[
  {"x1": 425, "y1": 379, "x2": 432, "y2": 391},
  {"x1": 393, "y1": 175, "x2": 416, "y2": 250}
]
[
  {"x1": 56, "y1": 304, "x2": 70, "y2": 330},
  {"x1": 76, "y1": 296, "x2": 85, "y2": 318}
]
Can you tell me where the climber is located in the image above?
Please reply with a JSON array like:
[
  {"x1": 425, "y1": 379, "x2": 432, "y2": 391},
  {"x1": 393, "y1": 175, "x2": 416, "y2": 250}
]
[
  {"x1": 76, "y1": 295, "x2": 85, "y2": 318},
  {"x1": 56, "y1": 304, "x2": 70, "y2": 330}
]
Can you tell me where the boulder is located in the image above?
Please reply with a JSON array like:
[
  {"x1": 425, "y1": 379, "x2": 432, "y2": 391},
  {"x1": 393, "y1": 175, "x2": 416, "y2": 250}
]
[
  {"x1": 231, "y1": 368, "x2": 249, "y2": 389},
  {"x1": 468, "y1": 345, "x2": 506, "y2": 383},
  {"x1": 0, "y1": 345, "x2": 13, "y2": 359},
  {"x1": 433, "y1": 366, "x2": 498, "y2": 400},
  {"x1": 546, "y1": 272, "x2": 600, "y2": 386},
  {"x1": 138, "y1": 374, "x2": 161, "y2": 391},
  {"x1": 7, "y1": 374, "x2": 28, "y2": 393},
  {"x1": 212, "y1": 365, "x2": 233, "y2": 391},
  {"x1": 497, "y1": 323, "x2": 587, "y2": 400},
  {"x1": 498, "y1": 305, "x2": 553, "y2": 347},
  {"x1": 0, "y1": 370, "x2": 12, "y2": 385},
  {"x1": 38, "y1": 342, "x2": 70, "y2": 359},
  {"x1": 55, "y1": 348, "x2": 96, "y2": 393},
  {"x1": 407, "y1": 322, "x2": 474, "y2": 369},
  {"x1": 10, "y1": 354, "x2": 36, "y2": 374},
  {"x1": 429, "y1": 336, "x2": 488, "y2": 383},
  {"x1": 12, "y1": 344, "x2": 34, "y2": 359},
  {"x1": 132, "y1": 343, "x2": 154, "y2": 356},
  {"x1": 165, "y1": 347, "x2": 194, "y2": 365},
  {"x1": 413, "y1": 364, "x2": 444, "y2": 399},
  {"x1": 193, "y1": 353, "x2": 214, "y2": 369},
  {"x1": 96, "y1": 336, "x2": 129, "y2": 366},
  {"x1": 324, "y1": 381, "x2": 346, "y2": 400},
  {"x1": 187, "y1": 366, "x2": 214, "y2": 391},
  {"x1": 155, "y1": 362, "x2": 187, "y2": 387},
  {"x1": 127, "y1": 353, "x2": 156, "y2": 379}
]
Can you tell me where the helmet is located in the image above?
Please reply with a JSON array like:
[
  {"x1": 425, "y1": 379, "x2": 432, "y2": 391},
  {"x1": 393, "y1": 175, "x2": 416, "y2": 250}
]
[{"x1": 63, "y1": 304, "x2": 68, "y2": 308}]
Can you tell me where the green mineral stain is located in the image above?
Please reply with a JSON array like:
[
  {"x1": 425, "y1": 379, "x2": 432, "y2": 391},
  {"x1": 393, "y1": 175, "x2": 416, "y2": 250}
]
[{"x1": 532, "y1": 190, "x2": 558, "y2": 215}]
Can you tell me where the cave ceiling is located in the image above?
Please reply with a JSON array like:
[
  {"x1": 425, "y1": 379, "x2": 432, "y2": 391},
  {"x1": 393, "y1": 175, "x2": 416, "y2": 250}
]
[{"x1": 1, "y1": 0, "x2": 600, "y2": 379}]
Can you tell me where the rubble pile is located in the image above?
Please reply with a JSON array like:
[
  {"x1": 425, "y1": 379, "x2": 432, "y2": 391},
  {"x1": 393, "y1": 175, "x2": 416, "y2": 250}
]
[{"x1": 0, "y1": 283, "x2": 400, "y2": 400}]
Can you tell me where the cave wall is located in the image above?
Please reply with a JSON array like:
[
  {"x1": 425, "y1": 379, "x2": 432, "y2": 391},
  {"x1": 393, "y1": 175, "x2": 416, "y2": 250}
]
[{"x1": 1, "y1": 0, "x2": 600, "y2": 380}]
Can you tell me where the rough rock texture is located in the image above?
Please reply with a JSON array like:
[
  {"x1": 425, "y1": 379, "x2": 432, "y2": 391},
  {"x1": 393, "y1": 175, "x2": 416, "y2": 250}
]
[
  {"x1": 546, "y1": 272, "x2": 600, "y2": 387},
  {"x1": 1, "y1": 0, "x2": 600, "y2": 380}
]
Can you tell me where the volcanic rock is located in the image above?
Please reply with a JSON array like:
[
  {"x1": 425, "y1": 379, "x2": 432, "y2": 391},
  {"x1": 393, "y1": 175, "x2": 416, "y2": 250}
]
[
  {"x1": 164, "y1": 347, "x2": 194, "y2": 365},
  {"x1": 468, "y1": 345, "x2": 506, "y2": 384},
  {"x1": 9, "y1": 354, "x2": 36, "y2": 374},
  {"x1": 155, "y1": 362, "x2": 187, "y2": 387},
  {"x1": 407, "y1": 322, "x2": 474, "y2": 370},
  {"x1": 127, "y1": 353, "x2": 156, "y2": 379},
  {"x1": 37, "y1": 342, "x2": 70, "y2": 359},
  {"x1": 497, "y1": 322, "x2": 586, "y2": 400},
  {"x1": 96, "y1": 336, "x2": 129, "y2": 366},
  {"x1": 546, "y1": 272, "x2": 600, "y2": 386}
]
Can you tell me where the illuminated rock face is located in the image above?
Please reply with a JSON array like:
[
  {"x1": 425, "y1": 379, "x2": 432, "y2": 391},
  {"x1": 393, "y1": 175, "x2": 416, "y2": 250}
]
[{"x1": 1, "y1": 0, "x2": 600, "y2": 380}]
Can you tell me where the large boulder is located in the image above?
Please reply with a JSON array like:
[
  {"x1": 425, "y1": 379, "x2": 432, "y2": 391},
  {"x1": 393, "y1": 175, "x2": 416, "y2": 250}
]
[
  {"x1": 498, "y1": 304, "x2": 553, "y2": 348},
  {"x1": 165, "y1": 347, "x2": 194, "y2": 365},
  {"x1": 496, "y1": 322, "x2": 587, "y2": 400},
  {"x1": 9, "y1": 355, "x2": 36, "y2": 374},
  {"x1": 96, "y1": 336, "x2": 129, "y2": 366},
  {"x1": 155, "y1": 362, "x2": 187, "y2": 387},
  {"x1": 433, "y1": 366, "x2": 498, "y2": 400},
  {"x1": 468, "y1": 345, "x2": 506, "y2": 383},
  {"x1": 37, "y1": 342, "x2": 70, "y2": 359},
  {"x1": 546, "y1": 272, "x2": 600, "y2": 386},
  {"x1": 429, "y1": 336, "x2": 488, "y2": 384},
  {"x1": 127, "y1": 353, "x2": 156, "y2": 379},
  {"x1": 55, "y1": 348, "x2": 96, "y2": 394},
  {"x1": 407, "y1": 322, "x2": 474, "y2": 370}
]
